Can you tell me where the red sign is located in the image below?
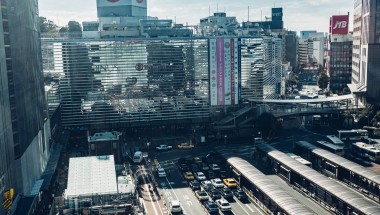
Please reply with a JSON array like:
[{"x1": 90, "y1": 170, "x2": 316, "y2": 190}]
[{"x1": 330, "y1": 15, "x2": 349, "y2": 35}]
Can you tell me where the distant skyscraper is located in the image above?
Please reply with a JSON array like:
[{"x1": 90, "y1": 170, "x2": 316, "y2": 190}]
[
  {"x1": 284, "y1": 31, "x2": 298, "y2": 70},
  {"x1": 0, "y1": 0, "x2": 51, "y2": 209},
  {"x1": 350, "y1": 0, "x2": 380, "y2": 105}
]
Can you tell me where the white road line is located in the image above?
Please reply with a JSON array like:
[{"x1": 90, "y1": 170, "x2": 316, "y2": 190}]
[{"x1": 234, "y1": 197, "x2": 251, "y2": 215}]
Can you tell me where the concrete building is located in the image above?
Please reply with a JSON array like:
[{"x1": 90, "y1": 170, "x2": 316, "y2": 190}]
[
  {"x1": 298, "y1": 31, "x2": 326, "y2": 67},
  {"x1": 0, "y1": 0, "x2": 52, "y2": 213},
  {"x1": 349, "y1": 0, "x2": 380, "y2": 105},
  {"x1": 327, "y1": 15, "x2": 352, "y2": 93},
  {"x1": 88, "y1": 131, "x2": 122, "y2": 162},
  {"x1": 199, "y1": 12, "x2": 240, "y2": 36}
]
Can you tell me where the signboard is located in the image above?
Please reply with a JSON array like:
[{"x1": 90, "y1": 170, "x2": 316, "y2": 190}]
[
  {"x1": 330, "y1": 15, "x2": 349, "y2": 35},
  {"x1": 209, "y1": 38, "x2": 239, "y2": 106}
]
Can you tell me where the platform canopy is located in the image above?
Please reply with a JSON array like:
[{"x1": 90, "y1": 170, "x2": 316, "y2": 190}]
[{"x1": 65, "y1": 155, "x2": 118, "y2": 198}]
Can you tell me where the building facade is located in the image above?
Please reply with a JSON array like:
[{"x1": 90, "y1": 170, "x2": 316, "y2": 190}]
[
  {"x1": 350, "y1": 0, "x2": 380, "y2": 105},
  {"x1": 284, "y1": 31, "x2": 298, "y2": 70},
  {"x1": 0, "y1": 0, "x2": 51, "y2": 208},
  {"x1": 42, "y1": 36, "x2": 282, "y2": 128}
]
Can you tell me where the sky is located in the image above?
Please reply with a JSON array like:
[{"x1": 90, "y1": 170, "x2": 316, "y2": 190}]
[{"x1": 38, "y1": 0, "x2": 353, "y2": 34}]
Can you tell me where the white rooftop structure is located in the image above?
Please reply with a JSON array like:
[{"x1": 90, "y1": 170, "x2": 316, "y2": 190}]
[
  {"x1": 65, "y1": 155, "x2": 118, "y2": 198},
  {"x1": 88, "y1": 131, "x2": 121, "y2": 142}
]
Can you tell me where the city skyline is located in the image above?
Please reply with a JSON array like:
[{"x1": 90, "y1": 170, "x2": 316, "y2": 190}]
[{"x1": 38, "y1": 0, "x2": 353, "y2": 33}]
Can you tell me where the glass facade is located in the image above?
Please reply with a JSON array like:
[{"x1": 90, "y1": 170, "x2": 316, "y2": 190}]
[
  {"x1": 42, "y1": 36, "x2": 282, "y2": 128},
  {"x1": 329, "y1": 41, "x2": 353, "y2": 93}
]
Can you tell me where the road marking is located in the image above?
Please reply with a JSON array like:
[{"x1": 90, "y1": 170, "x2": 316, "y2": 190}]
[{"x1": 234, "y1": 197, "x2": 251, "y2": 215}]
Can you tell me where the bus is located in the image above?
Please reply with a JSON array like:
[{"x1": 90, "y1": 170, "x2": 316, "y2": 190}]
[
  {"x1": 316, "y1": 141, "x2": 345, "y2": 156},
  {"x1": 325, "y1": 135, "x2": 344, "y2": 145},
  {"x1": 351, "y1": 142, "x2": 380, "y2": 162},
  {"x1": 337, "y1": 129, "x2": 368, "y2": 141}
]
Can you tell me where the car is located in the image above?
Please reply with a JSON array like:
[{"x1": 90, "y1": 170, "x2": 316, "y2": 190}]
[
  {"x1": 177, "y1": 142, "x2": 195, "y2": 150},
  {"x1": 183, "y1": 171, "x2": 194, "y2": 181},
  {"x1": 193, "y1": 157, "x2": 202, "y2": 164},
  {"x1": 223, "y1": 178, "x2": 237, "y2": 188},
  {"x1": 195, "y1": 190, "x2": 209, "y2": 201},
  {"x1": 233, "y1": 188, "x2": 247, "y2": 200},
  {"x1": 216, "y1": 199, "x2": 231, "y2": 212},
  {"x1": 194, "y1": 172, "x2": 206, "y2": 181},
  {"x1": 207, "y1": 170, "x2": 216, "y2": 179},
  {"x1": 189, "y1": 180, "x2": 201, "y2": 191},
  {"x1": 200, "y1": 163, "x2": 209, "y2": 171},
  {"x1": 170, "y1": 200, "x2": 182, "y2": 213},
  {"x1": 155, "y1": 144, "x2": 172, "y2": 151},
  {"x1": 201, "y1": 180, "x2": 213, "y2": 191},
  {"x1": 203, "y1": 200, "x2": 219, "y2": 214},
  {"x1": 178, "y1": 163, "x2": 189, "y2": 172},
  {"x1": 221, "y1": 188, "x2": 233, "y2": 199},
  {"x1": 191, "y1": 163, "x2": 200, "y2": 172},
  {"x1": 206, "y1": 189, "x2": 222, "y2": 200},
  {"x1": 210, "y1": 178, "x2": 224, "y2": 188},
  {"x1": 209, "y1": 164, "x2": 221, "y2": 171},
  {"x1": 157, "y1": 167, "x2": 166, "y2": 178}
]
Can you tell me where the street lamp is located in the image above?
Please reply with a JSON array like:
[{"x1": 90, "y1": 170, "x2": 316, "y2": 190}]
[{"x1": 224, "y1": 135, "x2": 227, "y2": 145}]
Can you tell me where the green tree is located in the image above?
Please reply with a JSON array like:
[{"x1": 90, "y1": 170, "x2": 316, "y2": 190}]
[
  {"x1": 290, "y1": 73, "x2": 299, "y2": 86},
  {"x1": 68, "y1": 21, "x2": 82, "y2": 33},
  {"x1": 318, "y1": 72, "x2": 329, "y2": 90},
  {"x1": 39, "y1": 17, "x2": 58, "y2": 33},
  {"x1": 59, "y1": 27, "x2": 68, "y2": 33}
]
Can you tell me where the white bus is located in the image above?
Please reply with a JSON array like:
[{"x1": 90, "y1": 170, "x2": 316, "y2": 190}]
[
  {"x1": 337, "y1": 129, "x2": 368, "y2": 141},
  {"x1": 351, "y1": 142, "x2": 380, "y2": 162},
  {"x1": 325, "y1": 135, "x2": 344, "y2": 145},
  {"x1": 316, "y1": 141, "x2": 345, "y2": 156}
]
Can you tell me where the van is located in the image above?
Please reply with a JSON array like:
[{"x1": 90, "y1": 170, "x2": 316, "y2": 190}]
[{"x1": 133, "y1": 151, "x2": 143, "y2": 163}]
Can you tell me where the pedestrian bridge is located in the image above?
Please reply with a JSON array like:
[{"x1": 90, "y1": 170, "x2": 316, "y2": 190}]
[{"x1": 247, "y1": 94, "x2": 359, "y2": 117}]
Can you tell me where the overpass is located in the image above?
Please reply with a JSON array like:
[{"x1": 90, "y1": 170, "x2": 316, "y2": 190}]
[{"x1": 247, "y1": 94, "x2": 360, "y2": 118}]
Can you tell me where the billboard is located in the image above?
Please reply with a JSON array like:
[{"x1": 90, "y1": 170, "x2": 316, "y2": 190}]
[
  {"x1": 209, "y1": 38, "x2": 239, "y2": 106},
  {"x1": 330, "y1": 15, "x2": 349, "y2": 35}
]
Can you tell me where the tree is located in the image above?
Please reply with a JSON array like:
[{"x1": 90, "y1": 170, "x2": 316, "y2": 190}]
[
  {"x1": 290, "y1": 73, "x2": 299, "y2": 86},
  {"x1": 317, "y1": 72, "x2": 329, "y2": 90},
  {"x1": 68, "y1": 21, "x2": 82, "y2": 33},
  {"x1": 39, "y1": 16, "x2": 58, "y2": 33},
  {"x1": 59, "y1": 27, "x2": 68, "y2": 33}
]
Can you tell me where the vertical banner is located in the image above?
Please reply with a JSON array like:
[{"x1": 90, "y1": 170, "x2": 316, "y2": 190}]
[
  {"x1": 209, "y1": 38, "x2": 239, "y2": 106},
  {"x1": 217, "y1": 38, "x2": 225, "y2": 105},
  {"x1": 234, "y1": 38, "x2": 239, "y2": 104},
  {"x1": 209, "y1": 39, "x2": 218, "y2": 106},
  {"x1": 224, "y1": 39, "x2": 231, "y2": 105}
]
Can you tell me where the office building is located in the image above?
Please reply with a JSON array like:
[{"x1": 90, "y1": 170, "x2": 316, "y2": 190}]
[
  {"x1": 298, "y1": 31, "x2": 326, "y2": 67},
  {"x1": 0, "y1": 0, "x2": 52, "y2": 213},
  {"x1": 41, "y1": 35, "x2": 282, "y2": 128},
  {"x1": 284, "y1": 31, "x2": 298, "y2": 70},
  {"x1": 244, "y1": 8, "x2": 284, "y2": 33},
  {"x1": 199, "y1": 12, "x2": 240, "y2": 36},
  {"x1": 349, "y1": 0, "x2": 380, "y2": 105},
  {"x1": 327, "y1": 15, "x2": 352, "y2": 93}
]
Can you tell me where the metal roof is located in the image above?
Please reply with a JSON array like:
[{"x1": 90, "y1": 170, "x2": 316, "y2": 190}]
[
  {"x1": 258, "y1": 144, "x2": 380, "y2": 215},
  {"x1": 217, "y1": 149, "x2": 316, "y2": 215},
  {"x1": 296, "y1": 141, "x2": 380, "y2": 185}
]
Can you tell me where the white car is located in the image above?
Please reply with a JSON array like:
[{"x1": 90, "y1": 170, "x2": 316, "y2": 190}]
[
  {"x1": 170, "y1": 200, "x2": 182, "y2": 213},
  {"x1": 194, "y1": 172, "x2": 206, "y2": 181},
  {"x1": 216, "y1": 199, "x2": 231, "y2": 212},
  {"x1": 209, "y1": 164, "x2": 221, "y2": 171},
  {"x1": 156, "y1": 144, "x2": 172, "y2": 151},
  {"x1": 211, "y1": 178, "x2": 224, "y2": 188},
  {"x1": 195, "y1": 190, "x2": 209, "y2": 201},
  {"x1": 157, "y1": 167, "x2": 166, "y2": 178},
  {"x1": 201, "y1": 180, "x2": 213, "y2": 191}
]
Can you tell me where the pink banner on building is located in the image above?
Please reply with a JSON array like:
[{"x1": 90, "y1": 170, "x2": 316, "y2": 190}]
[
  {"x1": 230, "y1": 38, "x2": 235, "y2": 105},
  {"x1": 217, "y1": 39, "x2": 225, "y2": 105}
]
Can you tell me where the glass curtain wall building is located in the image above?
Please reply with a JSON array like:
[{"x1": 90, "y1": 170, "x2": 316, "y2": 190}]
[{"x1": 42, "y1": 36, "x2": 281, "y2": 128}]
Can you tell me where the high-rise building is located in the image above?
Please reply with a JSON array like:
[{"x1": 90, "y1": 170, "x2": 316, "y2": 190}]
[
  {"x1": 199, "y1": 12, "x2": 240, "y2": 36},
  {"x1": 327, "y1": 15, "x2": 352, "y2": 93},
  {"x1": 284, "y1": 31, "x2": 298, "y2": 70},
  {"x1": 298, "y1": 31, "x2": 326, "y2": 67},
  {"x1": 0, "y1": 0, "x2": 51, "y2": 210},
  {"x1": 350, "y1": 0, "x2": 380, "y2": 105}
]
